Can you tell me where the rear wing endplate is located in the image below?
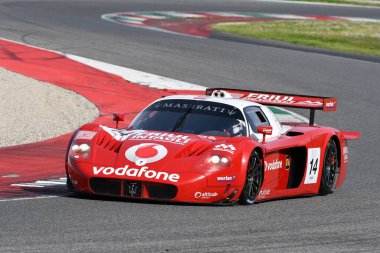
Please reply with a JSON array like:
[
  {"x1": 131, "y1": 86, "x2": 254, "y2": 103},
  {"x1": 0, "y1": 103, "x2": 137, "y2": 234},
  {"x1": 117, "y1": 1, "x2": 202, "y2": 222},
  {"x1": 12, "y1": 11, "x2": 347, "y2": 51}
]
[{"x1": 205, "y1": 88, "x2": 337, "y2": 125}]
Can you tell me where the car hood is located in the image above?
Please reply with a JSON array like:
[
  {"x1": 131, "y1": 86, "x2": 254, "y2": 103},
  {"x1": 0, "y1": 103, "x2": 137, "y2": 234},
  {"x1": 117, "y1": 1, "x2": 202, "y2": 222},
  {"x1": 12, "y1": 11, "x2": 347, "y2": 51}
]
[{"x1": 93, "y1": 126, "x2": 241, "y2": 173}]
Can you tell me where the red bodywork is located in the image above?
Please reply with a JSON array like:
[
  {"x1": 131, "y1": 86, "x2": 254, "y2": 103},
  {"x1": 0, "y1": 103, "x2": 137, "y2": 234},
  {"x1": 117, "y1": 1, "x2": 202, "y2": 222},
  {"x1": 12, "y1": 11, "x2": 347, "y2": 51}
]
[
  {"x1": 66, "y1": 89, "x2": 359, "y2": 204},
  {"x1": 66, "y1": 123, "x2": 358, "y2": 204}
]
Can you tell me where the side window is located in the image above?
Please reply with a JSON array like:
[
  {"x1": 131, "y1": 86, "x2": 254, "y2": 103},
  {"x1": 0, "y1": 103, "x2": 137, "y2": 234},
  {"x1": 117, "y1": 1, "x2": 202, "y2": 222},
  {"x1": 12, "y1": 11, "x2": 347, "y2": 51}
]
[{"x1": 244, "y1": 106, "x2": 270, "y2": 133}]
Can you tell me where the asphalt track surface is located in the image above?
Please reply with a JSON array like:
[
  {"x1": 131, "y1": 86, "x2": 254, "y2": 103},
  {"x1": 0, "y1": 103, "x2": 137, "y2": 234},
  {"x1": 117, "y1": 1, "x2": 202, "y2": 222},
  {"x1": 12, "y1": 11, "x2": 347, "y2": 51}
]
[{"x1": 1, "y1": 0, "x2": 379, "y2": 252}]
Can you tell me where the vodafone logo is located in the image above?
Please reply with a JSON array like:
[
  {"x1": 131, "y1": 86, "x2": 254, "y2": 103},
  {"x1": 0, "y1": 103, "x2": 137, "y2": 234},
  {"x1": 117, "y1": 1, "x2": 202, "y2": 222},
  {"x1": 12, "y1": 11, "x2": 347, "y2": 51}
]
[
  {"x1": 125, "y1": 143, "x2": 168, "y2": 166},
  {"x1": 264, "y1": 159, "x2": 282, "y2": 171},
  {"x1": 93, "y1": 166, "x2": 179, "y2": 182}
]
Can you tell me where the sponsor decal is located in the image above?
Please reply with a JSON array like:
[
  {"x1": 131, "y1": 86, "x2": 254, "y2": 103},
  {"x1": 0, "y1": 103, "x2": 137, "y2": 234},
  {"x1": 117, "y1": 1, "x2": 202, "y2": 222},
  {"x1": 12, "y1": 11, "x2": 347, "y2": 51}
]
[
  {"x1": 258, "y1": 189, "x2": 270, "y2": 199},
  {"x1": 304, "y1": 148, "x2": 321, "y2": 184},
  {"x1": 128, "y1": 132, "x2": 190, "y2": 145},
  {"x1": 100, "y1": 126, "x2": 143, "y2": 141},
  {"x1": 198, "y1": 135, "x2": 216, "y2": 140},
  {"x1": 153, "y1": 102, "x2": 238, "y2": 116},
  {"x1": 326, "y1": 102, "x2": 336, "y2": 108},
  {"x1": 93, "y1": 166, "x2": 180, "y2": 182},
  {"x1": 324, "y1": 98, "x2": 337, "y2": 111},
  {"x1": 343, "y1": 146, "x2": 348, "y2": 163},
  {"x1": 300, "y1": 100, "x2": 324, "y2": 105},
  {"x1": 242, "y1": 93, "x2": 324, "y2": 107},
  {"x1": 264, "y1": 159, "x2": 282, "y2": 171},
  {"x1": 125, "y1": 143, "x2": 168, "y2": 166},
  {"x1": 244, "y1": 93, "x2": 295, "y2": 104},
  {"x1": 194, "y1": 191, "x2": 218, "y2": 199},
  {"x1": 213, "y1": 144, "x2": 236, "y2": 154},
  {"x1": 286, "y1": 155, "x2": 291, "y2": 170},
  {"x1": 75, "y1": 131, "x2": 97, "y2": 140},
  {"x1": 260, "y1": 127, "x2": 272, "y2": 134},
  {"x1": 216, "y1": 176, "x2": 236, "y2": 182}
]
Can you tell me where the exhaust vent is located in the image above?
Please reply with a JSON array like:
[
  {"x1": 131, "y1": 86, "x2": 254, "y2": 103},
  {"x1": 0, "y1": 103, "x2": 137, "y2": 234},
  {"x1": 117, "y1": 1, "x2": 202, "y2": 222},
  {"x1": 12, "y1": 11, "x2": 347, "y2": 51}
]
[{"x1": 96, "y1": 131, "x2": 123, "y2": 153}]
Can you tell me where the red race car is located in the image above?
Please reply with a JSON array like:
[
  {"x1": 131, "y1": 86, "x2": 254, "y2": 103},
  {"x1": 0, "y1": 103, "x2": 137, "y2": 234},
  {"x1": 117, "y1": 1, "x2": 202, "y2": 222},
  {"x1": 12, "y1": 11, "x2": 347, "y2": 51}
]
[{"x1": 66, "y1": 88, "x2": 360, "y2": 205}]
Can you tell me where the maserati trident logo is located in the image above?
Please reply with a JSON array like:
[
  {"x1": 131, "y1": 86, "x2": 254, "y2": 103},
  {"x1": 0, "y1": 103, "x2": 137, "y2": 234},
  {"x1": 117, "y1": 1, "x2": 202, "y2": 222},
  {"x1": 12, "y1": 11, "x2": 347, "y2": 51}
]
[
  {"x1": 125, "y1": 143, "x2": 168, "y2": 166},
  {"x1": 128, "y1": 184, "x2": 138, "y2": 196}
]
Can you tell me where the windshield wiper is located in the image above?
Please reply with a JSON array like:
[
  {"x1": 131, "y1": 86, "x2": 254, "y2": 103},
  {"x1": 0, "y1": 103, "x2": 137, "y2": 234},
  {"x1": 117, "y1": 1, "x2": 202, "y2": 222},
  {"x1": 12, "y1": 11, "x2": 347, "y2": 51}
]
[{"x1": 171, "y1": 107, "x2": 192, "y2": 132}]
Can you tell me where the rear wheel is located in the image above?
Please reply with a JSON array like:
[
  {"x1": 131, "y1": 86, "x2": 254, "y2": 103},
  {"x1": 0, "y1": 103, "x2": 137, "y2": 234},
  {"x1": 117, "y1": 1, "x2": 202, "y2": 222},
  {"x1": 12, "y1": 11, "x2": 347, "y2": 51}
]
[
  {"x1": 319, "y1": 139, "x2": 339, "y2": 195},
  {"x1": 239, "y1": 151, "x2": 263, "y2": 205}
]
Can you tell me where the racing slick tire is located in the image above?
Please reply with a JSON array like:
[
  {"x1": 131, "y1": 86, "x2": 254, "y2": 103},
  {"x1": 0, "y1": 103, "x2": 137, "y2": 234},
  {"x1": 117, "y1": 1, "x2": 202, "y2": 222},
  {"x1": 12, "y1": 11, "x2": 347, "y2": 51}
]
[
  {"x1": 319, "y1": 139, "x2": 339, "y2": 195},
  {"x1": 239, "y1": 151, "x2": 264, "y2": 205}
]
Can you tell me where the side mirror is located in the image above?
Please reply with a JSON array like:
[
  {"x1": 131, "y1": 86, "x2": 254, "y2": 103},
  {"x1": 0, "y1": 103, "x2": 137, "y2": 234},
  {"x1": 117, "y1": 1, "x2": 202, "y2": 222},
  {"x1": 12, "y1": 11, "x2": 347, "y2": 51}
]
[
  {"x1": 112, "y1": 113, "x2": 125, "y2": 129},
  {"x1": 257, "y1": 125, "x2": 272, "y2": 144}
]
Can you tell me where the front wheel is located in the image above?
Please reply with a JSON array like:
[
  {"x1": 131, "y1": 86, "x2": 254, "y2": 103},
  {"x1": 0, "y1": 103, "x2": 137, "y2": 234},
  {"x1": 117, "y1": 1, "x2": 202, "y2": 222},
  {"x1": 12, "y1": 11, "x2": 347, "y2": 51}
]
[
  {"x1": 319, "y1": 139, "x2": 339, "y2": 195},
  {"x1": 239, "y1": 151, "x2": 263, "y2": 205}
]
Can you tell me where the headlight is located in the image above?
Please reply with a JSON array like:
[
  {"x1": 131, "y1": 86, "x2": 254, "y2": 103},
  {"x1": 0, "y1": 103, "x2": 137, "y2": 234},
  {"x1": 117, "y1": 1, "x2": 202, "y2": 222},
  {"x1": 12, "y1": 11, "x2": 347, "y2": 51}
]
[
  {"x1": 207, "y1": 154, "x2": 231, "y2": 168},
  {"x1": 69, "y1": 142, "x2": 91, "y2": 159},
  {"x1": 210, "y1": 155, "x2": 220, "y2": 164}
]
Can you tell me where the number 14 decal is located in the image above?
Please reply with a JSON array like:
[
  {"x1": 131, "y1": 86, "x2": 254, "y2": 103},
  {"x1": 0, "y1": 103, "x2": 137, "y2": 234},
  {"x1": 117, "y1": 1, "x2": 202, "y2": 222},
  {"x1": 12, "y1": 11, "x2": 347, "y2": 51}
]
[
  {"x1": 304, "y1": 148, "x2": 321, "y2": 184},
  {"x1": 309, "y1": 158, "x2": 319, "y2": 175}
]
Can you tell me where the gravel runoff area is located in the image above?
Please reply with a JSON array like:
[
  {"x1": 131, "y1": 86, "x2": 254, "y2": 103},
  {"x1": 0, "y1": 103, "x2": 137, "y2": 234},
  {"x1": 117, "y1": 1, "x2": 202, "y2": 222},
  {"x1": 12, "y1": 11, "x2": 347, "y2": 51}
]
[{"x1": 0, "y1": 68, "x2": 99, "y2": 147}]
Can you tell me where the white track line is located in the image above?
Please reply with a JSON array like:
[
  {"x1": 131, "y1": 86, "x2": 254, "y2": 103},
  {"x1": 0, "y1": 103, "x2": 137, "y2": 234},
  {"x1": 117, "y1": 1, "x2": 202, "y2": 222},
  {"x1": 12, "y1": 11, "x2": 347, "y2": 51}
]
[
  {"x1": 256, "y1": 0, "x2": 380, "y2": 9},
  {"x1": 0, "y1": 196, "x2": 58, "y2": 202},
  {"x1": 34, "y1": 180, "x2": 66, "y2": 185},
  {"x1": 65, "y1": 54, "x2": 205, "y2": 91},
  {"x1": 3, "y1": 178, "x2": 67, "y2": 201},
  {"x1": 10, "y1": 178, "x2": 67, "y2": 188},
  {"x1": 10, "y1": 184, "x2": 44, "y2": 188}
]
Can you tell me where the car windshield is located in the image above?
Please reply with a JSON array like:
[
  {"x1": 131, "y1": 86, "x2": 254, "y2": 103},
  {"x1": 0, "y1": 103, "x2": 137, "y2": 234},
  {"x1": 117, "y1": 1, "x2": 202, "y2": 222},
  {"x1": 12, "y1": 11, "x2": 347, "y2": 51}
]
[{"x1": 129, "y1": 99, "x2": 247, "y2": 137}]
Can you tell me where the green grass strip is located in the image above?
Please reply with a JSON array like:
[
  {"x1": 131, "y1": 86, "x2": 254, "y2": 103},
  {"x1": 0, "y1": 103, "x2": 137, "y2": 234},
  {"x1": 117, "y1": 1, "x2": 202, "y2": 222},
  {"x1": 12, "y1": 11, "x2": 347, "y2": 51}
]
[{"x1": 213, "y1": 20, "x2": 380, "y2": 57}]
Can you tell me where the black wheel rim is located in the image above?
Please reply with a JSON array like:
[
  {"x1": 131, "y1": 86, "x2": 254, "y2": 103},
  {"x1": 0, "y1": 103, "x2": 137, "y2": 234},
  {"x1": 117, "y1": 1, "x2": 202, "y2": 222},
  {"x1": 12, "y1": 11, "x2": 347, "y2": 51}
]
[
  {"x1": 244, "y1": 155, "x2": 263, "y2": 201},
  {"x1": 324, "y1": 143, "x2": 338, "y2": 189}
]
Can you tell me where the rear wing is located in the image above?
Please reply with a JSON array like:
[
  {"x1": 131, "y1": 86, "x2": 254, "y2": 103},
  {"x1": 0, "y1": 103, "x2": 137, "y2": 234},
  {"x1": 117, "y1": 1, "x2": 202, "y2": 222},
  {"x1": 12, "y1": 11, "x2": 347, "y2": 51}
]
[{"x1": 205, "y1": 88, "x2": 337, "y2": 125}]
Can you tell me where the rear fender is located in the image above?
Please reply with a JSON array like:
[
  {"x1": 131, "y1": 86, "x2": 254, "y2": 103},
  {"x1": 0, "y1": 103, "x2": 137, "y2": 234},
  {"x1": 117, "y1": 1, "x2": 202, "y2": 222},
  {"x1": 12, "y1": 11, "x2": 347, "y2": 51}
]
[
  {"x1": 341, "y1": 131, "x2": 361, "y2": 140},
  {"x1": 335, "y1": 130, "x2": 360, "y2": 188},
  {"x1": 315, "y1": 130, "x2": 358, "y2": 190}
]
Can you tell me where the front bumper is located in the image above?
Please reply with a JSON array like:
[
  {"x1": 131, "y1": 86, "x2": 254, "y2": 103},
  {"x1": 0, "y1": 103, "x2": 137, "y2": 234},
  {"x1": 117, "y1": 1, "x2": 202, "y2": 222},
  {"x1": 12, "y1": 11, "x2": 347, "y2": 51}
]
[{"x1": 67, "y1": 163, "x2": 240, "y2": 204}]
